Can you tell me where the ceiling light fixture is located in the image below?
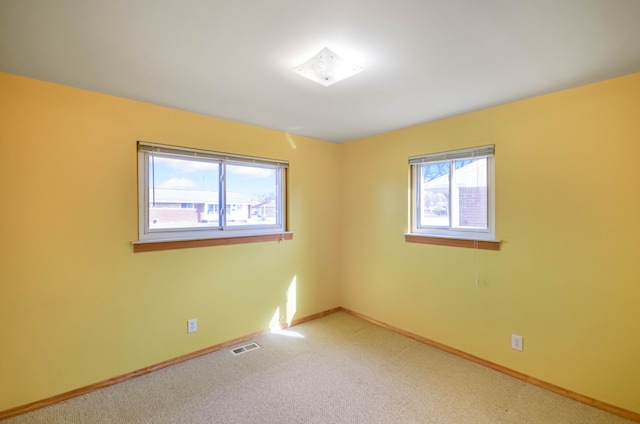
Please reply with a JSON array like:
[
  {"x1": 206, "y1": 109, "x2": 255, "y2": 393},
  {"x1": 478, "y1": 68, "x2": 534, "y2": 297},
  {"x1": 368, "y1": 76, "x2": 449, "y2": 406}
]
[{"x1": 293, "y1": 47, "x2": 362, "y2": 87}]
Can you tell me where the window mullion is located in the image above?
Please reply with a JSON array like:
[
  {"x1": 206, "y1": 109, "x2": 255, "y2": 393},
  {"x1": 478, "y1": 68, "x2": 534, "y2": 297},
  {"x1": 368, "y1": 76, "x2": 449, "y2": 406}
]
[
  {"x1": 276, "y1": 168, "x2": 283, "y2": 227},
  {"x1": 448, "y1": 160, "x2": 453, "y2": 230},
  {"x1": 414, "y1": 165, "x2": 421, "y2": 229},
  {"x1": 150, "y1": 151, "x2": 156, "y2": 208},
  {"x1": 220, "y1": 162, "x2": 226, "y2": 229}
]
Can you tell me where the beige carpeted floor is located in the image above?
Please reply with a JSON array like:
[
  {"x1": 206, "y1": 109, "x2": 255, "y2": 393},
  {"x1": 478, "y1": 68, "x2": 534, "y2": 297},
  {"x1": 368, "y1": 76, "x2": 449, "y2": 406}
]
[{"x1": 2, "y1": 312, "x2": 633, "y2": 423}]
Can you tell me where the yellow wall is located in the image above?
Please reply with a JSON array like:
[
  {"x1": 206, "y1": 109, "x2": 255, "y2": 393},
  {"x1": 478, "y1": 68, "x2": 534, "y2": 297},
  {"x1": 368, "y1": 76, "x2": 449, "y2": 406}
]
[
  {"x1": 339, "y1": 72, "x2": 640, "y2": 413},
  {"x1": 0, "y1": 72, "x2": 341, "y2": 410},
  {"x1": 2, "y1": 71, "x2": 640, "y2": 415}
]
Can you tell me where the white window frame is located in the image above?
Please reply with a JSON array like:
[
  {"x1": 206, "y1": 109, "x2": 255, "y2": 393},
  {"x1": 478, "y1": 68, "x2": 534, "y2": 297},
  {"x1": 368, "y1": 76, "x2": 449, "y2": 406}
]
[
  {"x1": 409, "y1": 145, "x2": 496, "y2": 242},
  {"x1": 136, "y1": 141, "x2": 288, "y2": 243}
]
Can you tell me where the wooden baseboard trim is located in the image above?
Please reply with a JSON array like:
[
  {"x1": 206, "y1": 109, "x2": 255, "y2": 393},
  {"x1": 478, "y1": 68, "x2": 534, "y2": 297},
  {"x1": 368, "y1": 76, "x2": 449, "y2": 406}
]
[
  {"x1": 340, "y1": 307, "x2": 640, "y2": 423},
  {"x1": 286, "y1": 307, "x2": 342, "y2": 328},
  {"x1": 0, "y1": 307, "x2": 342, "y2": 421}
]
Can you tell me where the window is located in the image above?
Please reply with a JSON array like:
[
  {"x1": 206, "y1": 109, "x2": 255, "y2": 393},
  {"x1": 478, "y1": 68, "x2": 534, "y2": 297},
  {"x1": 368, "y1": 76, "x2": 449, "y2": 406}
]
[
  {"x1": 137, "y1": 141, "x2": 288, "y2": 243},
  {"x1": 409, "y1": 145, "x2": 495, "y2": 242}
]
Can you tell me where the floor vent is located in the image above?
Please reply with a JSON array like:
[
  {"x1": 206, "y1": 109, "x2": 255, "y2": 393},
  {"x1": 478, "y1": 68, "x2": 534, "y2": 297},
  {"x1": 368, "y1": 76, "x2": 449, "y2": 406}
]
[{"x1": 230, "y1": 342, "x2": 260, "y2": 356}]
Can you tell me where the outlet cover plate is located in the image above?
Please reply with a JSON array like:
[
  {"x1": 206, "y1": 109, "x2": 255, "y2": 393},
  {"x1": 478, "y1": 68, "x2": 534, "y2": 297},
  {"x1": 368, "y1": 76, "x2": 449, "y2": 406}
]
[
  {"x1": 187, "y1": 318, "x2": 197, "y2": 333},
  {"x1": 511, "y1": 334, "x2": 523, "y2": 351}
]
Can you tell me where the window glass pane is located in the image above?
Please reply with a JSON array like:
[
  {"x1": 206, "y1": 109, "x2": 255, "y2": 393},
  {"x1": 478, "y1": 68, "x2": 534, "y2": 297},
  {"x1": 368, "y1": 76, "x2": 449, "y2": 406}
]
[
  {"x1": 420, "y1": 161, "x2": 450, "y2": 227},
  {"x1": 148, "y1": 156, "x2": 220, "y2": 229},
  {"x1": 226, "y1": 163, "x2": 279, "y2": 227},
  {"x1": 451, "y1": 157, "x2": 487, "y2": 229}
]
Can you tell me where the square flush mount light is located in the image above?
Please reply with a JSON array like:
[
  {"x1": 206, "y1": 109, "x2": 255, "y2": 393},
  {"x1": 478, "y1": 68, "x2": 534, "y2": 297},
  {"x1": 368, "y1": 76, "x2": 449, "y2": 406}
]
[{"x1": 293, "y1": 47, "x2": 362, "y2": 87}]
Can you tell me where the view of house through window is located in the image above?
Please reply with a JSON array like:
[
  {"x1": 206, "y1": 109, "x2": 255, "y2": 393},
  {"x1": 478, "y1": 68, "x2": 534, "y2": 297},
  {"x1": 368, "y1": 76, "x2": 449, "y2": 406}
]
[
  {"x1": 226, "y1": 163, "x2": 279, "y2": 227},
  {"x1": 418, "y1": 158, "x2": 488, "y2": 229},
  {"x1": 410, "y1": 145, "x2": 494, "y2": 241},
  {"x1": 148, "y1": 156, "x2": 221, "y2": 229},
  {"x1": 138, "y1": 142, "x2": 287, "y2": 242}
]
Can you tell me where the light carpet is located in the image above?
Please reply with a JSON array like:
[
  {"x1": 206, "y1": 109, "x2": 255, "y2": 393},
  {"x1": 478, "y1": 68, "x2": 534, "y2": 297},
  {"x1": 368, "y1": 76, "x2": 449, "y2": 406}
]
[{"x1": 2, "y1": 312, "x2": 633, "y2": 423}]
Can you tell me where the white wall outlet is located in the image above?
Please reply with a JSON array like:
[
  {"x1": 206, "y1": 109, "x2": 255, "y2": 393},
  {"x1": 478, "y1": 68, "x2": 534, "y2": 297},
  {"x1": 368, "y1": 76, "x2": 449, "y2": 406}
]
[
  {"x1": 511, "y1": 334, "x2": 523, "y2": 351},
  {"x1": 187, "y1": 318, "x2": 197, "y2": 334}
]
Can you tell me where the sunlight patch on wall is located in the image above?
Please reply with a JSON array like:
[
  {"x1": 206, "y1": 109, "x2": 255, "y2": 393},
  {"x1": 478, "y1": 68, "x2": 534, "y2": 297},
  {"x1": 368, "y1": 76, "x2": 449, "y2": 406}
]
[
  {"x1": 286, "y1": 275, "x2": 297, "y2": 326},
  {"x1": 285, "y1": 132, "x2": 297, "y2": 149},
  {"x1": 269, "y1": 307, "x2": 282, "y2": 332},
  {"x1": 267, "y1": 275, "x2": 304, "y2": 338}
]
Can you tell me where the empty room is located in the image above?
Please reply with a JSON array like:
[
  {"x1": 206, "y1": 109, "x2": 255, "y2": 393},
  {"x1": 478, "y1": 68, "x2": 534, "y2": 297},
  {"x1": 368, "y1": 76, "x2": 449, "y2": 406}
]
[{"x1": 1, "y1": 0, "x2": 639, "y2": 422}]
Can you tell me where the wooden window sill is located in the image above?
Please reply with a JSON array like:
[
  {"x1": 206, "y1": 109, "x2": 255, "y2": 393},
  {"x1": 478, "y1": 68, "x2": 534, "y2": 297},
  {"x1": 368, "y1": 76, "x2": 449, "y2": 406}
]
[
  {"x1": 405, "y1": 234, "x2": 500, "y2": 251},
  {"x1": 133, "y1": 233, "x2": 293, "y2": 253}
]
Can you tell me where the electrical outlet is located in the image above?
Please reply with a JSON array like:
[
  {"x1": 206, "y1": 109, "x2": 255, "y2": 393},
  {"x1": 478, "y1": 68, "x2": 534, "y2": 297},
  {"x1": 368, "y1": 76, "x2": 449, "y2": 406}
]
[
  {"x1": 187, "y1": 318, "x2": 197, "y2": 334},
  {"x1": 511, "y1": 334, "x2": 523, "y2": 351}
]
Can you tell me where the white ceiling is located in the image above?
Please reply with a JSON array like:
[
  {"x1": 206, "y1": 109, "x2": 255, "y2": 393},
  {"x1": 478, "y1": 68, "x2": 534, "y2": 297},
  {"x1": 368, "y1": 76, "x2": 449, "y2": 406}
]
[{"x1": 1, "y1": 0, "x2": 640, "y2": 143}]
